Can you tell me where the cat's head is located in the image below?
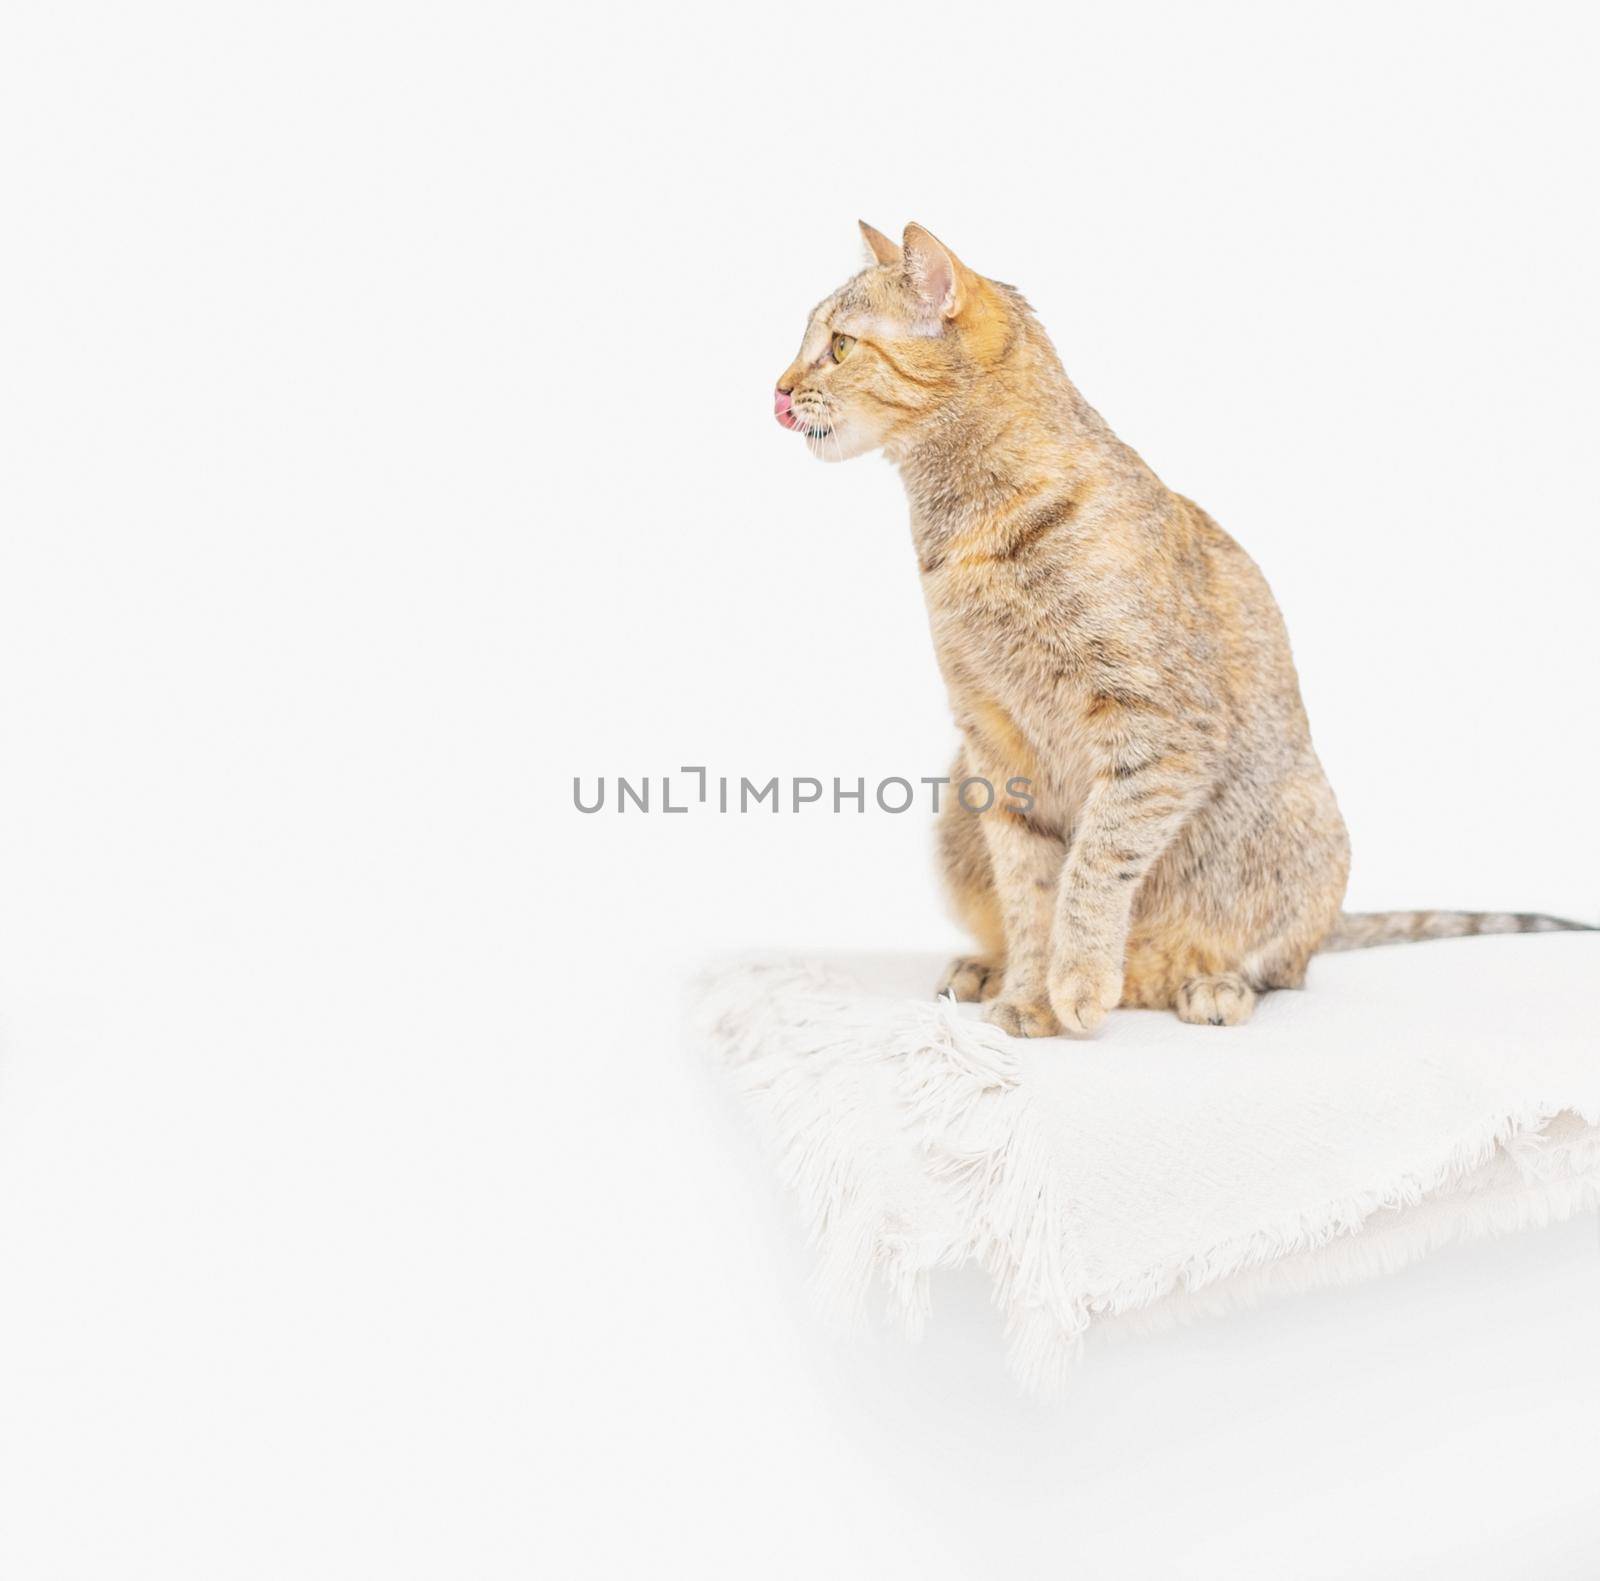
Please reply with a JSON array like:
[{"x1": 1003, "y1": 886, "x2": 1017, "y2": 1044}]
[{"x1": 774, "y1": 222, "x2": 1012, "y2": 462}]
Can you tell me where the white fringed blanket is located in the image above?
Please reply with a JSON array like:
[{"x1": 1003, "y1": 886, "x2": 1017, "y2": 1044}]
[{"x1": 687, "y1": 936, "x2": 1600, "y2": 1390}]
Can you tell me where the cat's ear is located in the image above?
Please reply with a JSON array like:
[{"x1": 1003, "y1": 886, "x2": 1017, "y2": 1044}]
[
  {"x1": 902, "y1": 223, "x2": 967, "y2": 319},
  {"x1": 858, "y1": 219, "x2": 900, "y2": 267}
]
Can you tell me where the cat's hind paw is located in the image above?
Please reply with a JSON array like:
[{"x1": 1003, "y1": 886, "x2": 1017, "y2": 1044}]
[
  {"x1": 1174, "y1": 973, "x2": 1257, "y2": 1027},
  {"x1": 938, "y1": 955, "x2": 1002, "y2": 1002}
]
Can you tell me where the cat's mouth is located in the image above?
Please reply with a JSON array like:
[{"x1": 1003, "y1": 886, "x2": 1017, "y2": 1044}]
[
  {"x1": 773, "y1": 387, "x2": 833, "y2": 440},
  {"x1": 777, "y1": 407, "x2": 830, "y2": 439}
]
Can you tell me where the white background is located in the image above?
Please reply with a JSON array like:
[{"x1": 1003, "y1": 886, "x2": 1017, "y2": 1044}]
[{"x1": 2, "y1": 2, "x2": 1597, "y2": 1576}]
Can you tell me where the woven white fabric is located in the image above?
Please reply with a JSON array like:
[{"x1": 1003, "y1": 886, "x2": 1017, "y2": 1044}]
[{"x1": 688, "y1": 935, "x2": 1600, "y2": 1390}]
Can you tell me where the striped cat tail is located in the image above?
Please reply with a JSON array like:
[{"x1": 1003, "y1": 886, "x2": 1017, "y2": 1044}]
[{"x1": 1322, "y1": 910, "x2": 1597, "y2": 953}]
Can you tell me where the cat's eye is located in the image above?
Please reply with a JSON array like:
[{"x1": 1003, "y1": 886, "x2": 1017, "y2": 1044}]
[{"x1": 831, "y1": 333, "x2": 856, "y2": 363}]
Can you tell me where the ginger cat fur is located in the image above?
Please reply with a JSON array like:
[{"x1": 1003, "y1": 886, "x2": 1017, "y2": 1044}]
[{"x1": 775, "y1": 221, "x2": 1590, "y2": 1037}]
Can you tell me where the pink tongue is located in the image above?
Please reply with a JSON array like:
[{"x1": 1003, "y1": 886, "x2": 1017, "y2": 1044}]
[{"x1": 773, "y1": 388, "x2": 800, "y2": 429}]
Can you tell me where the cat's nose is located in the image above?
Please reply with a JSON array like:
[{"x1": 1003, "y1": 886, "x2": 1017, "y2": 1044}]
[{"x1": 774, "y1": 386, "x2": 802, "y2": 430}]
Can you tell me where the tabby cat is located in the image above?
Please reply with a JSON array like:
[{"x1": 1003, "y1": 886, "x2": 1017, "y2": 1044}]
[{"x1": 775, "y1": 221, "x2": 1589, "y2": 1036}]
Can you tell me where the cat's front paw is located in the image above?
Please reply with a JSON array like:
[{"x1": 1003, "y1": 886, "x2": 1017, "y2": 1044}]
[
  {"x1": 984, "y1": 997, "x2": 1061, "y2": 1039},
  {"x1": 1047, "y1": 957, "x2": 1124, "y2": 1037}
]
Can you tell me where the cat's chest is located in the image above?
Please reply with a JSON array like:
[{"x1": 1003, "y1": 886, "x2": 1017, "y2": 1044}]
[
  {"x1": 926, "y1": 601, "x2": 1098, "y2": 832},
  {"x1": 923, "y1": 579, "x2": 1062, "y2": 709}
]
